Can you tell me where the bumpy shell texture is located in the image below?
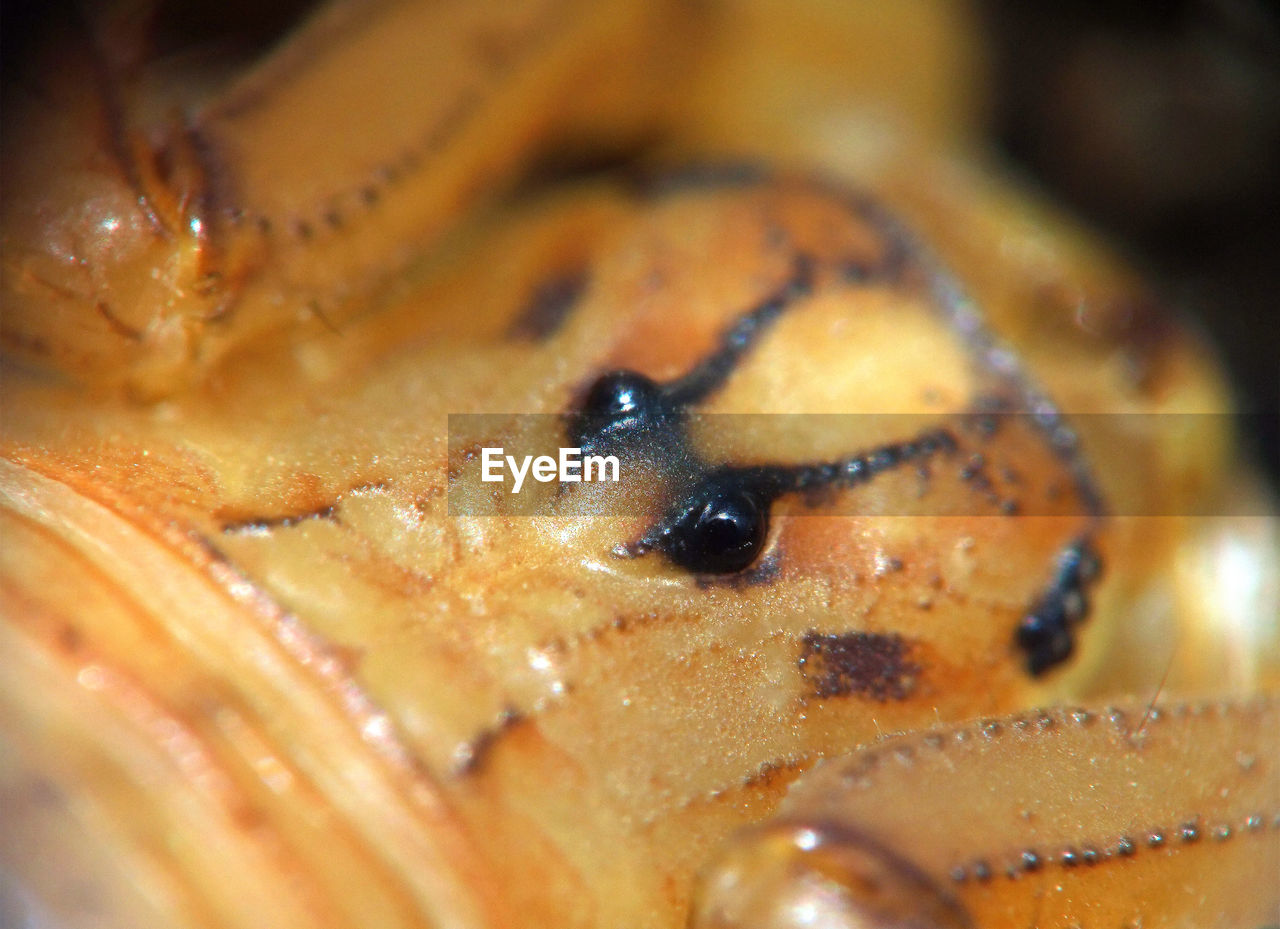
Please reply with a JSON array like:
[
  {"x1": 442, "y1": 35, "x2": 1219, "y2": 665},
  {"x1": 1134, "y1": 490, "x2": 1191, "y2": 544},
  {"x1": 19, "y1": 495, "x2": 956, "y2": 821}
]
[{"x1": 2, "y1": 2, "x2": 1276, "y2": 928}]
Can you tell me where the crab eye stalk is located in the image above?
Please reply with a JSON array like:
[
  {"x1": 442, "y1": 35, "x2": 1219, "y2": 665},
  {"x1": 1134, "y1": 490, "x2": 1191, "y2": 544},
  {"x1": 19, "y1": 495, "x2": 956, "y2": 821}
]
[{"x1": 660, "y1": 484, "x2": 768, "y2": 574}]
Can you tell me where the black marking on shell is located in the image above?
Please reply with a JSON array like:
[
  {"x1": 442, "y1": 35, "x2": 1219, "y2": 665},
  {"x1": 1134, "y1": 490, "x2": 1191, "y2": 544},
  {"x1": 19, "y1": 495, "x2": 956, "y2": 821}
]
[
  {"x1": 218, "y1": 481, "x2": 386, "y2": 533},
  {"x1": 221, "y1": 503, "x2": 337, "y2": 533},
  {"x1": 798, "y1": 631, "x2": 921, "y2": 701},
  {"x1": 1017, "y1": 538, "x2": 1104, "y2": 676},
  {"x1": 566, "y1": 172, "x2": 1107, "y2": 668},
  {"x1": 453, "y1": 707, "x2": 524, "y2": 776},
  {"x1": 628, "y1": 162, "x2": 770, "y2": 199},
  {"x1": 507, "y1": 268, "x2": 589, "y2": 341}
]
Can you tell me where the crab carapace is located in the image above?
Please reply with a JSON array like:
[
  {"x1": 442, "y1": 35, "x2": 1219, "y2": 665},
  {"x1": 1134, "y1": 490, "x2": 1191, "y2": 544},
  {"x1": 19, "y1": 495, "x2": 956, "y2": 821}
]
[{"x1": 1, "y1": 2, "x2": 1276, "y2": 928}]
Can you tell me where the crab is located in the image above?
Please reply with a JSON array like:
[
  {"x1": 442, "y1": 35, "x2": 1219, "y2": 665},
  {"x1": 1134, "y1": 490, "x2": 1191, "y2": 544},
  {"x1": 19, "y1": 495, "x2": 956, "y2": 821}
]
[{"x1": 1, "y1": 1, "x2": 1277, "y2": 927}]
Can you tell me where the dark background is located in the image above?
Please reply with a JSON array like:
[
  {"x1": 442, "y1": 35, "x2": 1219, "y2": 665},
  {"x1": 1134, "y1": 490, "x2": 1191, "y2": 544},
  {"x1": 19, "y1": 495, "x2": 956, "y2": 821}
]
[{"x1": 978, "y1": 0, "x2": 1279, "y2": 486}]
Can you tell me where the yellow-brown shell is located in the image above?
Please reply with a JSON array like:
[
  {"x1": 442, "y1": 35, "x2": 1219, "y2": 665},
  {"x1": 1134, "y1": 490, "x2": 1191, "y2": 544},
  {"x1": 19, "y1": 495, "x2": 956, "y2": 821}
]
[{"x1": 1, "y1": 2, "x2": 1276, "y2": 927}]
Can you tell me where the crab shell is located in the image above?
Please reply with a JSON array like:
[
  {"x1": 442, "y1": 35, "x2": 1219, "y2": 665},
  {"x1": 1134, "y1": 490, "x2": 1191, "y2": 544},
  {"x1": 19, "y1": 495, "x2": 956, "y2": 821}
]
[{"x1": 1, "y1": 2, "x2": 1276, "y2": 928}]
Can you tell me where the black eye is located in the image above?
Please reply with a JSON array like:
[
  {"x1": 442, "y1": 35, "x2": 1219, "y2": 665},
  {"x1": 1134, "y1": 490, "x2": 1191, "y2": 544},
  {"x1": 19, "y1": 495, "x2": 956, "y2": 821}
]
[
  {"x1": 582, "y1": 370, "x2": 659, "y2": 420},
  {"x1": 661, "y1": 486, "x2": 767, "y2": 574},
  {"x1": 574, "y1": 370, "x2": 667, "y2": 450}
]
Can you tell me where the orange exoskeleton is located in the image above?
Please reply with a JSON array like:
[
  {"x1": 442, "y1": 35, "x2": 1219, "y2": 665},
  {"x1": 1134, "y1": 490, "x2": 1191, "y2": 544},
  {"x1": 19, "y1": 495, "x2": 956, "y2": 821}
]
[{"x1": 1, "y1": 2, "x2": 1276, "y2": 927}]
